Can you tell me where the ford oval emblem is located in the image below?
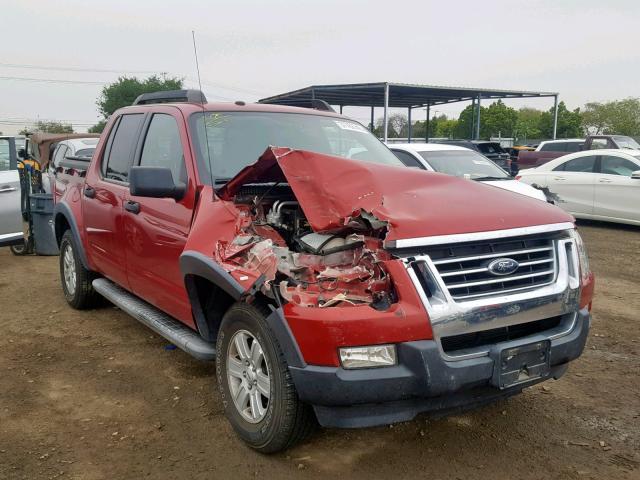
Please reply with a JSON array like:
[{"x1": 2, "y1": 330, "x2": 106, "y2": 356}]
[{"x1": 487, "y1": 258, "x2": 519, "y2": 276}]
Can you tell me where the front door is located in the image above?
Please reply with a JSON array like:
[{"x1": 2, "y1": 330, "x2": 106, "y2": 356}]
[
  {"x1": 594, "y1": 154, "x2": 640, "y2": 223},
  {"x1": 122, "y1": 111, "x2": 196, "y2": 326},
  {"x1": 83, "y1": 113, "x2": 145, "y2": 289},
  {"x1": 0, "y1": 137, "x2": 22, "y2": 243},
  {"x1": 548, "y1": 154, "x2": 597, "y2": 216}
]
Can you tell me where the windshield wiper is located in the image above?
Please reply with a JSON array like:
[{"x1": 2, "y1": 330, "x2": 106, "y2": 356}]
[{"x1": 472, "y1": 176, "x2": 509, "y2": 181}]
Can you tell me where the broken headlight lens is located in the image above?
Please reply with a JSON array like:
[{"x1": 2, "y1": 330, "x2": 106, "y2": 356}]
[
  {"x1": 570, "y1": 229, "x2": 590, "y2": 283},
  {"x1": 339, "y1": 344, "x2": 397, "y2": 369}
]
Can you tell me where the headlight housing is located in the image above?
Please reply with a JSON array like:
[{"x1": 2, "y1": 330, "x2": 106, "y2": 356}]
[
  {"x1": 570, "y1": 229, "x2": 590, "y2": 283},
  {"x1": 339, "y1": 344, "x2": 397, "y2": 369}
]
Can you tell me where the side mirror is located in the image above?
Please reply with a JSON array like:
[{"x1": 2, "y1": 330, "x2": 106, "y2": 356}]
[
  {"x1": 129, "y1": 166, "x2": 185, "y2": 200},
  {"x1": 17, "y1": 148, "x2": 26, "y2": 159},
  {"x1": 631, "y1": 170, "x2": 640, "y2": 180}
]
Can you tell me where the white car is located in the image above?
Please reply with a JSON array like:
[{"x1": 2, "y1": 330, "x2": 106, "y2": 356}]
[
  {"x1": 388, "y1": 143, "x2": 547, "y2": 202},
  {"x1": 517, "y1": 149, "x2": 640, "y2": 226}
]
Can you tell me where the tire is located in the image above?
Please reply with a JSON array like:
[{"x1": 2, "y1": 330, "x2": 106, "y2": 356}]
[
  {"x1": 59, "y1": 230, "x2": 100, "y2": 309},
  {"x1": 216, "y1": 302, "x2": 316, "y2": 453}
]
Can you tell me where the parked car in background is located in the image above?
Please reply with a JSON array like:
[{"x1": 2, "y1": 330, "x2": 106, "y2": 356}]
[
  {"x1": 45, "y1": 137, "x2": 99, "y2": 194},
  {"x1": 506, "y1": 145, "x2": 535, "y2": 162},
  {"x1": 517, "y1": 149, "x2": 640, "y2": 226},
  {"x1": 518, "y1": 135, "x2": 640, "y2": 170},
  {"x1": 389, "y1": 143, "x2": 547, "y2": 201},
  {"x1": 432, "y1": 139, "x2": 514, "y2": 174},
  {"x1": 52, "y1": 89, "x2": 593, "y2": 452},
  {"x1": 0, "y1": 136, "x2": 24, "y2": 249}
]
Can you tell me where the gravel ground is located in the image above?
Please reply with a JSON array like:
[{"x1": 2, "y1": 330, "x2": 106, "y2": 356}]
[{"x1": 1, "y1": 220, "x2": 639, "y2": 480}]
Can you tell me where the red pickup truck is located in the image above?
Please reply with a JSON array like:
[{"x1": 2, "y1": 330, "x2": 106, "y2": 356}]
[
  {"x1": 53, "y1": 90, "x2": 594, "y2": 452},
  {"x1": 518, "y1": 135, "x2": 640, "y2": 170}
]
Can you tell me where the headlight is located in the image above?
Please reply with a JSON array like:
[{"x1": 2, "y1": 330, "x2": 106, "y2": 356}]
[
  {"x1": 339, "y1": 344, "x2": 397, "y2": 369},
  {"x1": 570, "y1": 229, "x2": 590, "y2": 282}
]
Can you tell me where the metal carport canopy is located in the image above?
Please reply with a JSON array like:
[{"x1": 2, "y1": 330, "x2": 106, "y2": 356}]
[{"x1": 259, "y1": 82, "x2": 560, "y2": 141}]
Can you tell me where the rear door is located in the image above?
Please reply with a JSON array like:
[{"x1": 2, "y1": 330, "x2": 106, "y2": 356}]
[
  {"x1": 0, "y1": 137, "x2": 22, "y2": 243},
  {"x1": 548, "y1": 154, "x2": 597, "y2": 215},
  {"x1": 594, "y1": 154, "x2": 640, "y2": 223},
  {"x1": 83, "y1": 113, "x2": 145, "y2": 289},
  {"x1": 123, "y1": 109, "x2": 197, "y2": 326}
]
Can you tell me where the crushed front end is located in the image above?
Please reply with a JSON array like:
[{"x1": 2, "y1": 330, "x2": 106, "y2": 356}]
[{"x1": 209, "y1": 147, "x2": 594, "y2": 428}]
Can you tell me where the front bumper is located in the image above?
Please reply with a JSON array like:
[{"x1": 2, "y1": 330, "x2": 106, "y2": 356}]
[{"x1": 289, "y1": 308, "x2": 590, "y2": 428}]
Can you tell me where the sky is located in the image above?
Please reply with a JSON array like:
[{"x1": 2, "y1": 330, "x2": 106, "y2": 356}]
[{"x1": 1, "y1": 0, "x2": 639, "y2": 134}]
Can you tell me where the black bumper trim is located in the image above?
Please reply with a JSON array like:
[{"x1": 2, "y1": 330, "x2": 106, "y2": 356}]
[{"x1": 289, "y1": 309, "x2": 590, "y2": 428}]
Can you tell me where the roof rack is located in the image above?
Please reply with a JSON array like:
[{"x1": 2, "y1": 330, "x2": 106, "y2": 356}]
[{"x1": 132, "y1": 89, "x2": 207, "y2": 106}]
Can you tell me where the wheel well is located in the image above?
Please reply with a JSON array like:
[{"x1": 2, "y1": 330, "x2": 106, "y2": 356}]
[
  {"x1": 186, "y1": 275, "x2": 236, "y2": 342},
  {"x1": 54, "y1": 214, "x2": 71, "y2": 246}
]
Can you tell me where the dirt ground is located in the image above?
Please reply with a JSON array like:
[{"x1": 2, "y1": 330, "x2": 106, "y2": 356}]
[{"x1": 1, "y1": 220, "x2": 639, "y2": 480}]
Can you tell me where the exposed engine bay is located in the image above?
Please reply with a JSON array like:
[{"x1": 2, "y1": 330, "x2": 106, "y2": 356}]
[{"x1": 216, "y1": 183, "x2": 395, "y2": 310}]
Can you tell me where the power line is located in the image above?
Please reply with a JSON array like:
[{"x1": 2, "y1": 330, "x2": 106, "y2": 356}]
[
  {"x1": 0, "y1": 75, "x2": 105, "y2": 85},
  {"x1": 0, "y1": 62, "x2": 266, "y2": 96}
]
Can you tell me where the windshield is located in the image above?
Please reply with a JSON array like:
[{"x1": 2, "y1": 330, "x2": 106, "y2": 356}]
[
  {"x1": 190, "y1": 111, "x2": 403, "y2": 183},
  {"x1": 418, "y1": 150, "x2": 509, "y2": 179},
  {"x1": 476, "y1": 143, "x2": 506, "y2": 154},
  {"x1": 614, "y1": 136, "x2": 640, "y2": 150}
]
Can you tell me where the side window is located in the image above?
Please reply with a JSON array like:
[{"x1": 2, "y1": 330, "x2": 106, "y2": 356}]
[
  {"x1": 540, "y1": 143, "x2": 563, "y2": 152},
  {"x1": 52, "y1": 144, "x2": 68, "y2": 169},
  {"x1": 565, "y1": 142, "x2": 583, "y2": 153},
  {"x1": 554, "y1": 155, "x2": 597, "y2": 173},
  {"x1": 102, "y1": 114, "x2": 144, "y2": 182},
  {"x1": 600, "y1": 155, "x2": 639, "y2": 176},
  {"x1": 589, "y1": 138, "x2": 608, "y2": 150},
  {"x1": 392, "y1": 150, "x2": 424, "y2": 169},
  {"x1": 0, "y1": 139, "x2": 10, "y2": 171},
  {"x1": 139, "y1": 114, "x2": 186, "y2": 183}
]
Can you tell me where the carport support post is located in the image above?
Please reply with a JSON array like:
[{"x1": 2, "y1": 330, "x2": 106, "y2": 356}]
[
  {"x1": 475, "y1": 94, "x2": 481, "y2": 140},
  {"x1": 370, "y1": 106, "x2": 375, "y2": 133},
  {"x1": 408, "y1": 107, "x2": 412, "y2": 143},
  {"x1": 552, "y1": 95, "x2": 559, "y2": 140},
  {"x1": 383, "y1": 83, "x2": 389, "y2": 142},
  {"x1": 470, "y1": 98, "x2": 476, "y2": 139},
  {"x1": 426, "y1": 104, "x2": 430, "y2": 142}
]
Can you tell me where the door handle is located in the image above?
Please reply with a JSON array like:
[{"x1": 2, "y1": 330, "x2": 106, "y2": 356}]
[
  {"x1": 598, "y1": 178, "x2": 613, "y2": 183},
  {"x1": 0, "y1": 186, "x2": 17, "y2": 193},
  {"x1": 124, "y1": 200, "x2": 140, "y2": 214},
  {"x1": 553, "y1": 177, "x2": 566, "y2": 181},
  {"x1": 84, "y1": 186, "x2": 96, "y2": 198}
]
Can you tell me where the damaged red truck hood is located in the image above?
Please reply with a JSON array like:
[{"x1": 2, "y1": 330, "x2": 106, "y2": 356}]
[{"x1": 218, "y1": 147, "x2": 573, "y2": 243}]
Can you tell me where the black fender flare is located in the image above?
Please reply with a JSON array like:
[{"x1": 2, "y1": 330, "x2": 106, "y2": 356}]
[
  {"x1": 53, "y1": 202, "x2": 90, "y2": 270},
  {"x1": 179, "y1": 250, "x2": 305, "y2": 367}
]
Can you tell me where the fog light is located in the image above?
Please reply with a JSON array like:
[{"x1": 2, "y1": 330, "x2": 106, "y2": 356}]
[{"x1": 339, "y1": 345, "x2": 397, "y2": 369}]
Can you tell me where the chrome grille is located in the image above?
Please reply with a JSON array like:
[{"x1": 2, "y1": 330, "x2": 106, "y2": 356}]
[{"x1": 421, "y1": 233, "x2": 558, "y2": 300}]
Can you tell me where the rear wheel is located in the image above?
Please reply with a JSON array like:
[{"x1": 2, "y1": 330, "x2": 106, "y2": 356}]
[
  {"x1": 59, "y1": 230, "x2": 100, "y2": 309},
  {"x1": 216, "y1": 303, "x2": 316, "y2": 453}
]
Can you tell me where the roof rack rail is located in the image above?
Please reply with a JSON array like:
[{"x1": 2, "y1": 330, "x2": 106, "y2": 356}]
[{"x1": 132, "y1": 89, "x2": 207, "y2": 106}]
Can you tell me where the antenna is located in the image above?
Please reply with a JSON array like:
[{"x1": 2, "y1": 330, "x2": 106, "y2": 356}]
[{"x1": 191, "y1": 30, "x2": 215, "y2": 194}]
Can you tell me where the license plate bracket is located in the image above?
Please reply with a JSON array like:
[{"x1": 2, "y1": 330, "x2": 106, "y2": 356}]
[{"x1": 491, "y1": 340, "x2": 551, "y2": 389}]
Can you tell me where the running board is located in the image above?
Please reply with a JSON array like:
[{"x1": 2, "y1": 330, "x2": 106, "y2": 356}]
[{"x1": 92, "y1": 278, "x2": 216, "y2": 361}]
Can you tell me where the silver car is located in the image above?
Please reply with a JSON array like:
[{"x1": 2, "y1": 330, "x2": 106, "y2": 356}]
[{"x1": 0, "y1": 136, "x2": 23, "y2": 250}]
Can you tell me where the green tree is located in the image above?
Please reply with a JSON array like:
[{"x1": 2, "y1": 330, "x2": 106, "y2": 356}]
[
  {"x1": 96, "y1": 75, "x2": 183, "y2": 118},
  {"x1": 479, "y1": 100, "x2": 518, "y2": 139},
  {"x1": 539, "y1": 101, "x2": 583, "y2": 138},
  {"x1": 88, "y1": 120, "x2": 107, "y2": 134},
  {"x1": 582, "y1": 98, "x2": 640, "y2": 136},
  {"x1": 454, "y1": 104, "x2": 478, "y2": 139},
  {"x1": 18, "y1": 121, "x2": 73, "y2": 136},
  {"x1": 514, "y1": 107, "x2": 543, "y2": 142}
]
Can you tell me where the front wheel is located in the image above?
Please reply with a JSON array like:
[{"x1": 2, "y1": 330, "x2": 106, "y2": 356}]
[
  {"x1": 59, "y1": 230, "x2": 100, "y2": 309},
  {"x1": 216, "y1": 303, "x2": 316, "y2": 453}
]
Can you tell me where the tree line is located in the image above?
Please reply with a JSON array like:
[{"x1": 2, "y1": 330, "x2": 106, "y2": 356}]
[
  {"x1": 372, "y1": 98, "x2": 640, "y2": 142},
  {"x1": 17, "y1": 75, "x2": 640, "y2": 143}
]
